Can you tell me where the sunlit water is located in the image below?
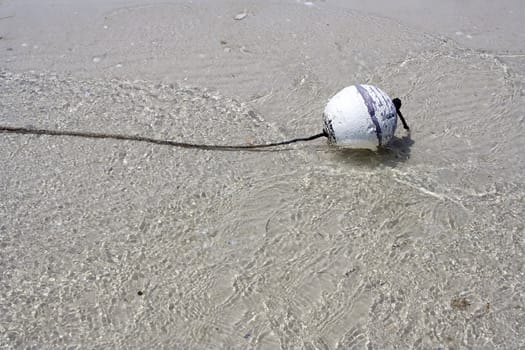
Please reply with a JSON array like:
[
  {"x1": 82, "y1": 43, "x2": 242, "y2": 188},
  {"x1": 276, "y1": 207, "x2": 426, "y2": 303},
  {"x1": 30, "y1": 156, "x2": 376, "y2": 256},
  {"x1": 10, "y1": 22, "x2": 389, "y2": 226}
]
[{"x1": 1, "y1": 2, "x2": 524, "y2": 350}]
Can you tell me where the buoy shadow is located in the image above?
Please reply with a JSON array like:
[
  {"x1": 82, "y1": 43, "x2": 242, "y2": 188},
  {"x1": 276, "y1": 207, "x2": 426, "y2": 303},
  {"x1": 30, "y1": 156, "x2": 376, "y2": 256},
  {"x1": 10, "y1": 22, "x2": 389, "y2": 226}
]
[{"x1": 329, "y1": 133, "x2": 414, "y2": 168}]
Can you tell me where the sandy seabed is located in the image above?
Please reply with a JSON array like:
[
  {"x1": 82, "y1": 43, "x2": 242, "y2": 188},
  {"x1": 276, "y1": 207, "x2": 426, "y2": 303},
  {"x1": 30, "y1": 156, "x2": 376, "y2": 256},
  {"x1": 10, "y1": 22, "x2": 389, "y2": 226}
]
[{"x1": 1, "y1": 1, "x2": 524, "y2": 349}]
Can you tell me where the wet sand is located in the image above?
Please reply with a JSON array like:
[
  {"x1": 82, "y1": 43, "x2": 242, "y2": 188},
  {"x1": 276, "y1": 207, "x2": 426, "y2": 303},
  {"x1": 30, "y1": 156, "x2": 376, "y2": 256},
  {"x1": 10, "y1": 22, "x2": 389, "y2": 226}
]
[{"x1": 1, "y1": 1, "x2": 524, "y2": 349}]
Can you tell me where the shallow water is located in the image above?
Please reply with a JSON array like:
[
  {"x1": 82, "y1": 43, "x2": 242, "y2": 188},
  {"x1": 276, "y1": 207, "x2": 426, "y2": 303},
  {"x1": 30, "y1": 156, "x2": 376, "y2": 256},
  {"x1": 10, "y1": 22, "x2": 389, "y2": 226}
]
[{"x1": 1, "y1": 1, "x2": 524, "y2": 349}]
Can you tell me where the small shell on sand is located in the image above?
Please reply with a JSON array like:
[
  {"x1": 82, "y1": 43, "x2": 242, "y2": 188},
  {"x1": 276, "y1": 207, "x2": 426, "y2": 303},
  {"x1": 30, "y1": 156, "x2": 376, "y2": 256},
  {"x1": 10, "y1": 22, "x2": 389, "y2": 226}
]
[{"x1": 234, "y1": 11, "x2": 247, "y2": 20}]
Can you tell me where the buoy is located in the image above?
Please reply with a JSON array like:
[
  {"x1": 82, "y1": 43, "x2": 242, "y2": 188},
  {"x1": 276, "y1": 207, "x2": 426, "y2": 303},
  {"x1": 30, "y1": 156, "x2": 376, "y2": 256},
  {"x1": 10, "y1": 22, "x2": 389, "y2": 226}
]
[{"x1": 323, "y1": 84, "x2": 406, "y2": 150}]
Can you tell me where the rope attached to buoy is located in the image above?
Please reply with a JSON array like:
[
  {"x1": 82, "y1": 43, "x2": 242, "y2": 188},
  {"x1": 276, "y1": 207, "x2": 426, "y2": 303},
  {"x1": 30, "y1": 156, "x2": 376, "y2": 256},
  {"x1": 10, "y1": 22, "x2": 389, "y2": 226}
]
[
  {"x1": 0, "y1": 125, "x2": 327, "y2": 151},
  {"x1": 0, "y1": 94, "x2": 408, "y2": 151}
]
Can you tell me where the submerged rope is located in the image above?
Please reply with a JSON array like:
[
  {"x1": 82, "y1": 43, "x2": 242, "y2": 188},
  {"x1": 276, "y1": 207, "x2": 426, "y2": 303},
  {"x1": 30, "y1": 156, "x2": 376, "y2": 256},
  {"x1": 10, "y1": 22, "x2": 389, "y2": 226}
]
[{"x1": 0, "y1": 125, "x2": 327, "y2": 151}]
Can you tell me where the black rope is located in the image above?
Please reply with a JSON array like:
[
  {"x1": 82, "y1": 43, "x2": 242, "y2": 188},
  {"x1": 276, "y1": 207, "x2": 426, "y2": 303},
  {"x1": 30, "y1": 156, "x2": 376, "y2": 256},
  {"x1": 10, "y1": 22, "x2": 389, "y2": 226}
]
[
  {"x1": 392, "y1": 98, "x2": 410, "y2": 131},
  {"x1": 0, "y1": 125, "x2": 327, "y2": 151}
]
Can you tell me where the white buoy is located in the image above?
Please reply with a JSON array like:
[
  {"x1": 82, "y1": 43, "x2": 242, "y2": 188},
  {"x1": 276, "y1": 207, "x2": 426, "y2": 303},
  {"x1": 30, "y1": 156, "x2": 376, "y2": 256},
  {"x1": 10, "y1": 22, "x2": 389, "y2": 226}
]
[{"x1": 323, "y1": 84, "x2": 398, "y2": 150}]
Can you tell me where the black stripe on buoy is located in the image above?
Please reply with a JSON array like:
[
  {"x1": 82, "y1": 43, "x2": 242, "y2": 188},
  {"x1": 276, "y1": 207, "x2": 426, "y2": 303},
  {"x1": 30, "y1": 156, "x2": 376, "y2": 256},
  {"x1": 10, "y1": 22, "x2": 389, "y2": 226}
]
[{"x1": 356, "y1": 84, "x2": 382, "y2": 146}]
